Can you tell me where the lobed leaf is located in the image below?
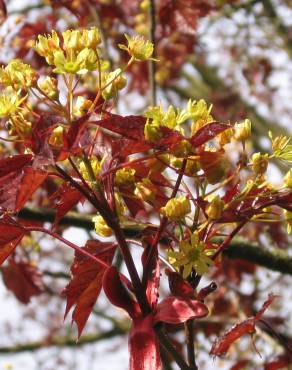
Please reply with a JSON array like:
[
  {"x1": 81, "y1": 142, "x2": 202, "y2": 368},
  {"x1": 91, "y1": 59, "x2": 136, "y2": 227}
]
[
  {"x1": 63, "y1": 240, "x2": 116, "y2": 338},
  {"x1": 154, "y1": 296, "x2": 208, "y2": 324},
  {"x1": 210, "y1": 293, "x2": 278, "y2": 356},
  {"x1": 1, "y1": 258, "x2": 44, "y2": 304},
  {"x1": 0, "y1": 218, "x2": 26, "y2": 265}
]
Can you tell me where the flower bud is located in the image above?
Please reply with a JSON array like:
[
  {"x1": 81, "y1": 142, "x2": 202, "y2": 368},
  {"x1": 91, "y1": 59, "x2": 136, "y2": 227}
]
[
  {"x1": 38, "y1": 77, "x2": 58, "y2": 99},
  {"x1": 206, "y1": 196, "x2": 224, "y2": 220},
  {"x1": 82, "y1": 27, "x2": 101, "y2": 49},
  {"x1": 160, "y1": 196, "x2": 191, "y2": 220},
  {"x1": 135, "y1": 178, "x2": 156, "y2": 203},
  {"x1": 119, "y1": 34, "x2": 154, "y2": 61},
  {"x1": 218, "y1": 128, "x2": 233, "y2": 146},
  {"x1": 73, "y1": 96, "x2": 92, "y2": 117},
  {"x1": 144, "y1": 120, "x2": 161, "y2": 141},
  {"x1": 102, "y1": 68, "x2": 127, "y2": 100},
  {"x1": 171, "y1": 140, "x2": 192, "y2": 157},
  {"x1": 49, "y1": 126, "x2": 64, "y2": 147},
  {"x1": 0, "y1": 59, "x2": 37, "y2": 90},
  {"x1": 115, "y1": 167, "x2": 136, "y2": 186},
  {"x1": 233, "y1": 119, "x2": 251, "y2": 141},
  {"x1": 93, "y1": 215, "x2": 113, "y2": 237},
  {"x1": 62, "y1": 29, "x2": 83, "y2": 51},
  {"x1": 251, "y1": 152, "x2": 269, "y2": 175},
  {"x1": 283, "y1": 169, "x2": 292, "y2": 189}
]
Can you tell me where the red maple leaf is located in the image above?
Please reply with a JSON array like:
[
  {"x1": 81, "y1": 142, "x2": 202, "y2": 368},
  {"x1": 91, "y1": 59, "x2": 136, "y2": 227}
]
[
  {"x1": 1, "y1": 258, "x2": 44, "y2": 304},
  {"x1": 63, "y1": 240, "x2": 116, "y2": 337}
]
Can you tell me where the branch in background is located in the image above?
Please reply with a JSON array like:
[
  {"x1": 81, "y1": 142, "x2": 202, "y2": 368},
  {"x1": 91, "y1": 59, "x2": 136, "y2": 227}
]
[
  {"x1": 224, "y1": 240, "x2": 292, "y2": 276},
  {"x1": 17, "y1": 207, "x2": 292, "y2": 275},
  {"x1": 0, "y1": 328, "x2": 126, "y2": 353}
]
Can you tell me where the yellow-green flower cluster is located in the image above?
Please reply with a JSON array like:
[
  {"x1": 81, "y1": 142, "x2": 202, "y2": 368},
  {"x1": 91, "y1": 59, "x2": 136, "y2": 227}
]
[
  {"x1": 160, "y1": 196, "x2": 191, "y2": 220},
  {"x1": 144, "y1": 104, "x2": 188, "y2": 141},
  {"x1": 0, "y1": 87, "x2": 26, "y2": 119},
  {"x1": 34, "y1": 28, "x2": 106, "y2": 74},
  {"x1": 269, "y1": 131, "x2": 292, "y2": 164},
  {"x1": 102, "y1": 68, "x2": 127, "y2": 100},
  {"x1": 115, "y1": 167, "x2": 136, "y2": 186},
  {"x1": 119, "y1": 34, "x2": 154, "y2": 61},
  {"x1": 78, "y1": 156, "x2": 101, "y2": 181},
  {"x1": 93, "y1": 215, "x2": 113, "y2": 237},
  {"x1": 187, "y1": 99, "x2": 213, "y2": 134},
  {"x1": 168, "y1": 232, "x2": 215, "y2": 278},
  {"x1": 0, "y1": 59, "x2": 37, "y2": 90}
]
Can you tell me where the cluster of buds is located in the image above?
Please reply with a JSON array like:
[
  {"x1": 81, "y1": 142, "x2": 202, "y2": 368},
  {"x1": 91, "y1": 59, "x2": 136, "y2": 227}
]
[
  {"x1": 115, "y1": 167, "x2": 136, "y2": 186},
  {"x1": 34, "y1": 28, "x2": 104, "y2": 74},
  {"x1": 119, "y1": 34, "x2": 154, "y2": 62},
  {"x1": 0, "y1": 59, "x2": 37, "y2": 90},
  {"x1": 160, "y1": 196, "x2": 191, "y2": 221},
  {"x1": 102, "y1": 68, "x2": 127, "y2": 100}
]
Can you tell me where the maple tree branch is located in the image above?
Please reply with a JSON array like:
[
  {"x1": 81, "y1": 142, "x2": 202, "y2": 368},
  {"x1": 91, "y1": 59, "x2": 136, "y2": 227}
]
[
  {"x1": 185, "y1": 320, "x2": 197, "y2": 369},
  {"x1": 142, "y1": 159, "x2": 187, "y2": 288},
  {"x1": 0, "y1": 328, "x2": 126, "y2": 353},
  {"x1": 223, "y1": 240, "x2": 292, "y2": 275},
  {"x1": 18, "y1": 207, "x2": 292, "y2": 275}
]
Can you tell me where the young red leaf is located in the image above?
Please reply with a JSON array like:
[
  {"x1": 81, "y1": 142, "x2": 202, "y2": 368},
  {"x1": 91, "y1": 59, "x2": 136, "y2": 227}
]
[
  {"x1": 51, "y1": 182, "x2": 83, "y2": 225},
  {"x1": 102, "y1": 266, "x2": 140, "y2": 319},
  {"x1": 94, "y1": 113, "x2": 146, "y2": 141},
  {"x1": 1, "y1": 259, "x2": 44, "y2": 304},
  {"x1": 264, "y1": 355, "x2": 291, "y2": 370},
  {"x1": 63, "y1": 240, "x2": 116, "y2": 338},
  {"x1": 210, "y1": 294, "x2": 278, "y2": 356},
  {"x1": 190, "y1": 122, "x2": 231, "y2": 147},
  {"x1": 0, "y1": 218, "x2": 25, "y2": 265},
  {"x1": 16, "y1": 168, "x2": 47, "y2": 211},
  {"x1": 167, "y1": 271, "x2": 194, "y2": 299},
  {"x1": 210, "y1": 318, "x2": 255, "y2": 357},
  {"x1": 129, "y1": 315, "x2": 162, "y2": 370},
  {"x1": 154, "y1": 296, "x2": 208, "y2": 324},
  {"x1": 0, "y1": 154, "x2": 32, "y2": 177}
]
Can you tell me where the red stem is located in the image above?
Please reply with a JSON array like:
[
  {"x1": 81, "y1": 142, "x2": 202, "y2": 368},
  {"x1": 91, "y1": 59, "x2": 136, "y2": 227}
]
[
  {"x1": 26, "y1": 226, "x2": 110, "y2": 269},
  {"x1": 141, "y1": 159, "x2": 187, "y2": 288}
]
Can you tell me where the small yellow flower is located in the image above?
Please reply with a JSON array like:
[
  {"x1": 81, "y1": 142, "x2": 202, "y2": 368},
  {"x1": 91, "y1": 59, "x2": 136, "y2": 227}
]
[
  {"x1": 283, "y1": 169, "x2": 292, "y2": 189},
  {"x1": 218, "y1": 128, "x2": 233, "y2": 146},
  {"x1": 135, "y1": 178, "x2": 156, "y2": 203},
  {"x1": 0, "y1": 59, "x2": 37, "y2": 90},
  {"x1": 269, "y1": 131, "x2": 292, "y2": 164},
  {"x1": 168, "y1": 232, "x2": 215, "y2": 278},
  {"x1": 115, "y1": 167, "x2": 136, "y2": 186},
  {"x1": 144, "y1": 119, "x2": 162, "y2": 141},
  {"x1": 0, "y1": 87, "x2": 26, "y2": 119},
  {"x1": 62, "y1": 29, "x2": 84, "y2": 51},
  {"x1": 160, "y1": 196, "x2": 191, "y2": 221},
  {"x1": 93, "y1": 215, "x2": 113, "y2": 237},
  {"x1": 187, "y1": 99, "x2": 213, "y2": 135},
  {"x1": 49, "y1": 126, "x2": 64, "y2": 147},
  {"x1": 73, "y1": 96, "x2": 92, "y2": 117},
  {"x1": 34, "y1": 30, "x2": 61, "y2": 65},
  {"x1": 82, "y1": 27, "x2": 101, "y2": 49},
  {"x1": 233, "y1": 119, "x2": 251, "y2": 141},
  {"x1": 284, "y1": 209, "x2": 292, "y2": 234},
  {"x1": 102, "y1": 68, "x2": 127, "y2": 100},
  {"x1": 38, "y1": 76, "x2": 59, "y2": 99},
  {"x1": 206, "y1": 195, "x2": 225, "y2": 220},
  {"x1": 119, "y1": 34, "x2": 154, "y2": 61},
  {"x1": 251, "y1": 152, "x2": 269, "y2": 175}
]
